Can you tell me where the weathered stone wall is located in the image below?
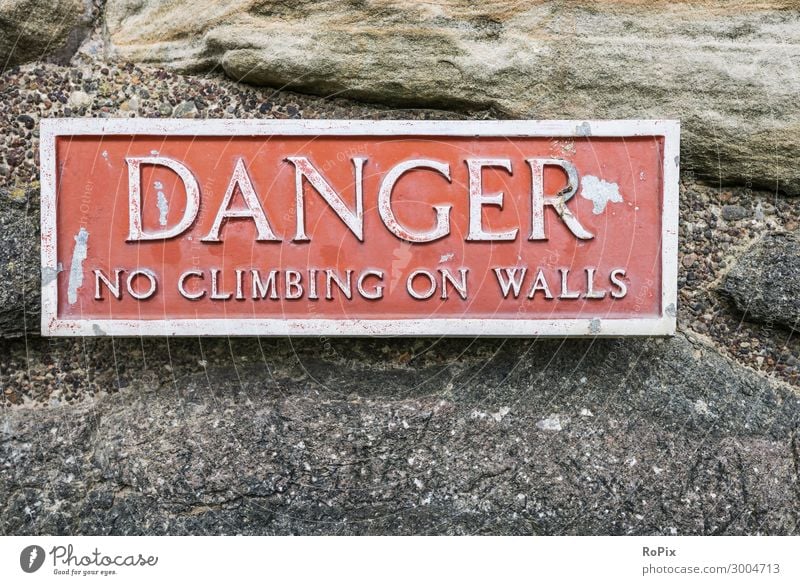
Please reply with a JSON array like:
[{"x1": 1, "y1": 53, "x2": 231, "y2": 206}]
[
  {"x1": 103, "y1": 0, "x2": 800, "y2": 196},
  {"x1": 0, "y1": 1, "x2": 799, "y2": 535}
]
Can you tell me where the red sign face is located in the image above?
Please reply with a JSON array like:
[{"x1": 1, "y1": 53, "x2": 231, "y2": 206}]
[{"x1": 40, "y1": 120, "x2": 679, "y2": 336}]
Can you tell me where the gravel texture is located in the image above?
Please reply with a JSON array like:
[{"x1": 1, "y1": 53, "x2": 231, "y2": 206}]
[{"x1": 677, "y1": 183, "x2": 800, "y2": 386}]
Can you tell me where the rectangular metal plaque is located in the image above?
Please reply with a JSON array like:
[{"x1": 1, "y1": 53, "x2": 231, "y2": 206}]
[{"x1": 40, "y1": 119, "x2": 678, "y2": 337}]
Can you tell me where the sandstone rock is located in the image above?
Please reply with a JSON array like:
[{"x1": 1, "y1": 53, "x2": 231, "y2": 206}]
[
  {"x1": 0, "y1": 0, "x2": 92, "y2": 68},
  {"x1": 0, "y1": 187, "x2": 40, "y2": 337},
  {"x1": 723, "y1": 232, "x2": 800, "y2": 331},
  {"x1": 104, "y1": 0, "x2": 800, "y2": 195},
  {"x1": 2, "y1": 333, "x2": 798, "y2": 535}
]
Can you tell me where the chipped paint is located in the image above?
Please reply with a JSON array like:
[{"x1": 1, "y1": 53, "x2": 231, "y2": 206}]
[
  {"x1": 439, "y1": 252, "x2": 455, "y2": 263},
  {"x1": 67, "y1": 228, "x2": 89, "y2": 305},
  {"x1": 390, "y1": 242, "x2": 413, "y2": 289},
  {"x1": 155, "y1": 180, "x2": 169, "y2": 226},
  {"x1": 551, "y1": 139, "x2": 576, "y2": 156},
  {"x1": 41, "y1": 263, "x2": 63, "y2": 286},
  {"x1": 589, "y1": 318, "x2": 601, "y2": 334},
  {"x1": 581, "y1": 175, "x2": 623, "y2": 214},
  {"x1": 576, "y1": 121, "x2": 592, "y2": 137}
]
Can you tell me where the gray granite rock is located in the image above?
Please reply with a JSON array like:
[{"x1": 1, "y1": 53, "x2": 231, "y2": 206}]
[
  {"x1": 722, "y1": 205, "x2": 749, "y2": 222},
  {"x1": 2, "y1": 333, "x2": 798, "y2": 535},
  {"x1": 104, "y1": 0, "x2": 800, "y2": 195},
  {"x1": 723, "y1": 232, "x2": 800, "y2": 331},
  {"x1": 0, "y1": 187, "x2": 39, "y2": 337}
]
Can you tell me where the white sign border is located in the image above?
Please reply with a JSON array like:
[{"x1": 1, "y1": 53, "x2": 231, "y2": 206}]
[{"x1": 40, "y1": 118, "x2": 679, "y2": 337}]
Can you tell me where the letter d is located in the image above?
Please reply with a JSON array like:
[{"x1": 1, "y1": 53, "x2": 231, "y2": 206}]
[{"x1": 126, "y1": 156, "x2": 200, "y2": 241}]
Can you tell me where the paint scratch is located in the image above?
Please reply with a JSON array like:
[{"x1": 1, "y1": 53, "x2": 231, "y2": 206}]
[
  {"x1": 581, "y1": 175, "x2": 623, "y2": 214},
  {"x1": 67, "y1": 228, "x2": 89, "y2": 305},
  {"x1": 439, "y1": 252, "x2": 454, "y2": 263}
]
